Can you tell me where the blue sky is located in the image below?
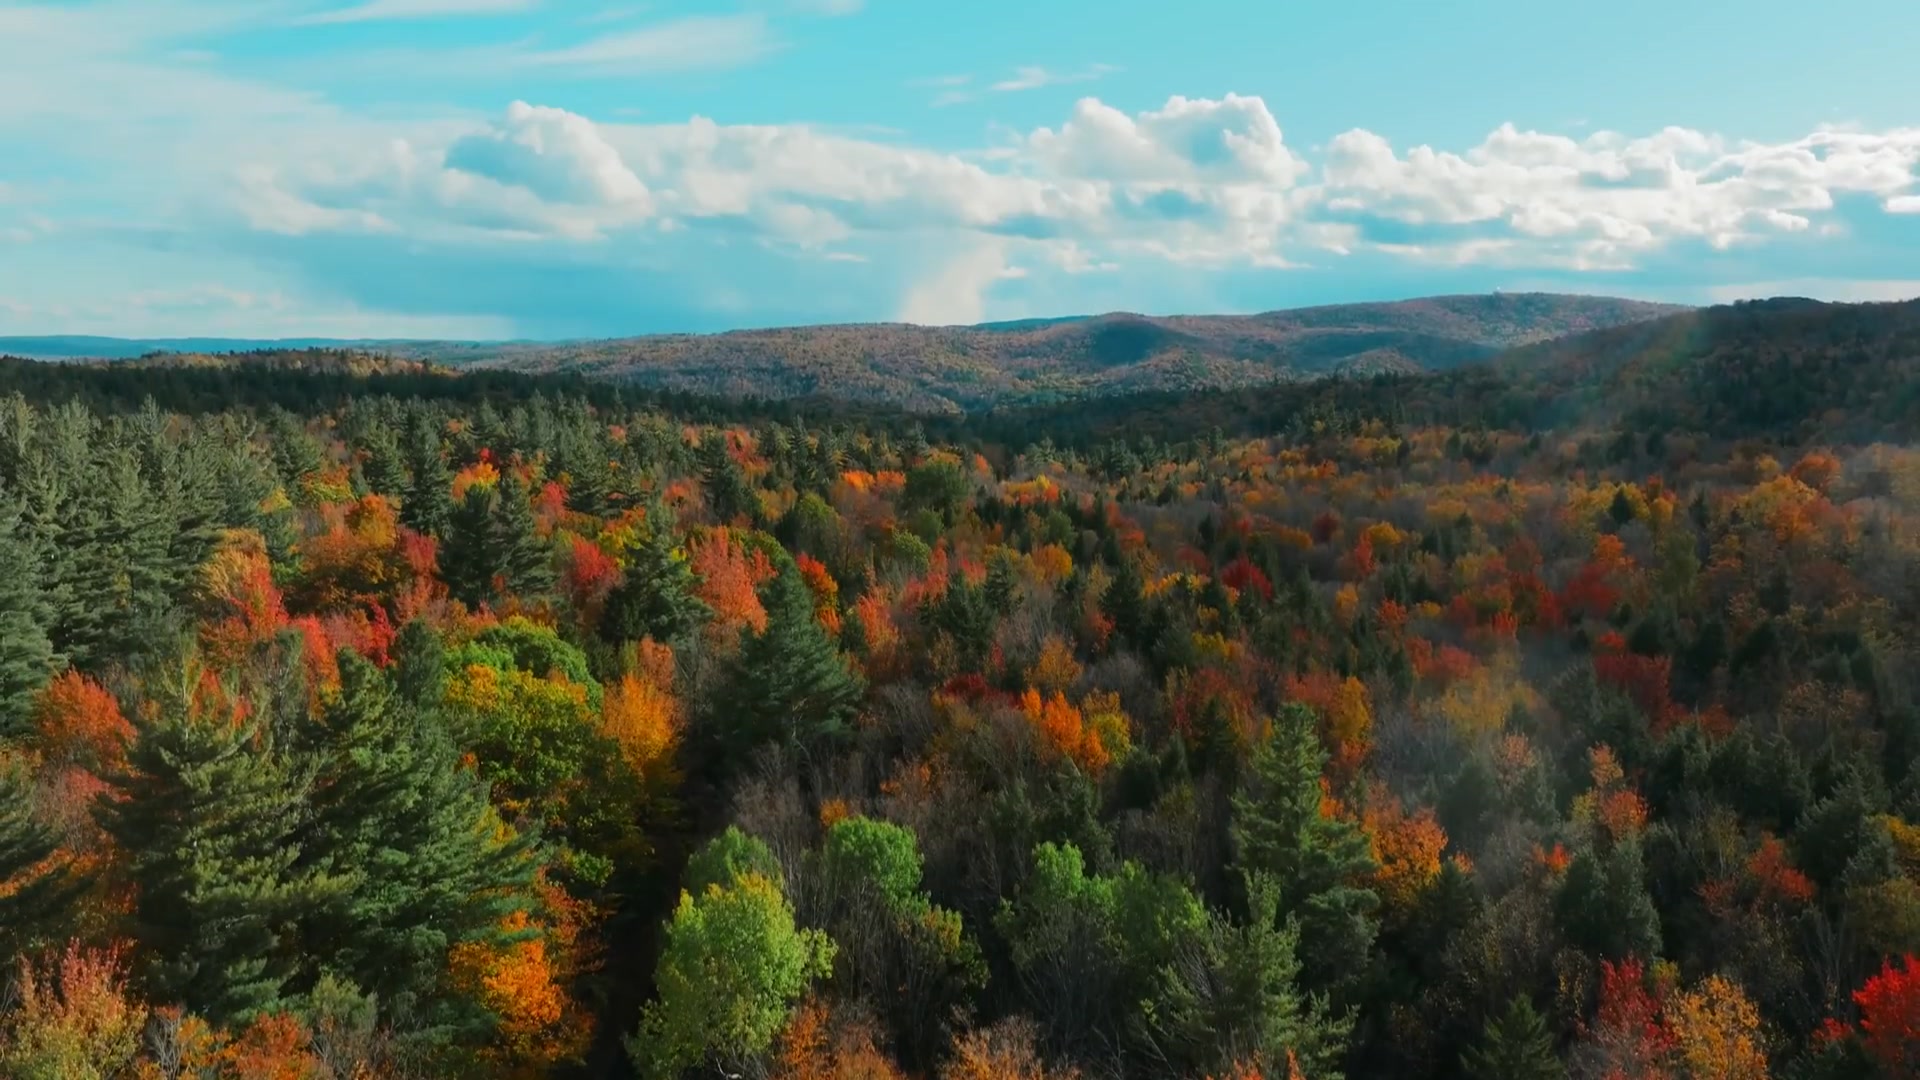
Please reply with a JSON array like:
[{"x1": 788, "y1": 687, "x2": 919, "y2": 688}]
[{"x1": 1, "y1": 0, "x2": 1917, "y2": 340}]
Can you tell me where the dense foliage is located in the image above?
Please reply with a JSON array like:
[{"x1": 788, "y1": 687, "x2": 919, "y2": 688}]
[{"x1": 3, "y1": 296, "x2": 1920, "y2": 1078}]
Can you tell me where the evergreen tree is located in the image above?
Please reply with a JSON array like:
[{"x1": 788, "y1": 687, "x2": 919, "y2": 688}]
[
  {"x1": 392, "y1": 618, "x2": 447, "y2": 711},
  {"x1": 700, "y1": 433, "x2": 757, "y2": 525},
  {"x1": 96, "y1": 657, "x2": 346, "y2": 1024},
  {"x1": 0, "y1": 759, "x2": 79, "y2": 958},
  {"x1": 441, "y1": 485, "x2": 499, "y2": 609},
  {"x1": 1554, "y1": 839, "x2": 1661, "y2": 962},
  {"x1": 0, "y1": 489, "x2": 56, "y2": 737},
  {"x1": 298, "y1": 651, "x2": 538, "y2": 1028},
  {"x1": 1232, "y1": 702, "x2": 1380, "y2": 995},
  {"x1": 714, "y1": 564, "x2": 865, "y2": 758},
  {"x1": 361, "y1": 429, "x2": 409, "y2": 500},
  {"x1": 491, "y1": 470, "x2": 554, "y2": 597},
  {"x1": 599, "y1": 509, "x2": 710, "y2": 647},
  {"x1": 401, "y1": 419, "x2": 453, "y2": 539},
  {"x1": 1461, "y1": 996, "x2": 1563, "y2": 1080}
]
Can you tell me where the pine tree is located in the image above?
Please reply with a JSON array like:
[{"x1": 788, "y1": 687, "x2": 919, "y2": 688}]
[
  {"x1": 0, "y1": 759, "x2": 79, "y2": 958},
  {"x1": 1461, "y1": 996, "x2": 1564, "y2": 1080},
  {"x1": 95, "y1": 657, "x2": 346, "y2": 1024},
  {"x1": 401, "y1": 418, "x2": 453, "y2": 539},
  {"x1": 392, "y1": 618, "x2": 447, "y2": 711},
  {"x1": 298, "y1": 650, "x2": 538, "y2": 1027},
  {"x1": 361, "y1": 429, "x2": 409, "y2": 500},
  {"x1": 441, "y1": 485, "x2": 499, "y2": 609},
  {"x1": 715, "y1": 563, "x2": 864, "y2": 758},
  {"x1": 701, "y1": 433, "x2": 757, "y2": 525},
  {"x1": 1232, "y1": 702, "x2": 1380, "y2": 995},
  {"x1": 0, "y1": 488, "x2": 56, "y2": 737},
  {"x1": 599, "y1": 508, "x2": 710, "y2": 647},
  {"x1": 491, "y1": 470, "x2": 554, "y2": 598}
]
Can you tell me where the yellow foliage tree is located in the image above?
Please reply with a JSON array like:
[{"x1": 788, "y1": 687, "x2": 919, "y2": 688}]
[{"x1": 1666, "y1": 974, "x2": 1769, "y2": 1080}]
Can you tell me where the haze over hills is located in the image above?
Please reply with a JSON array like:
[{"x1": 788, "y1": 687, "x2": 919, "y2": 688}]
[
  {"x1": 0, "y1": 292, "x2": 1684, "y2": 413},
  {"x1": 971, "y1": 295, "x2": 1920, "y2": 447}
]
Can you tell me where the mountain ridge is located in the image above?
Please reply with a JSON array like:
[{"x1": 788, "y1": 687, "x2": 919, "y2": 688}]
[{"x1": 0, "y1": 292, "x2": 1688, "y2": 412}]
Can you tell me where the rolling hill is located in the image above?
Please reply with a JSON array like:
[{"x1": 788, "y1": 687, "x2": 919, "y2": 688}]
[
  {"x1": 0, "y1": 292, "x2": 1683, "y2": 413},
  {"x1": 440, "y1": 293, "x2": 1683, "y2": 411}
]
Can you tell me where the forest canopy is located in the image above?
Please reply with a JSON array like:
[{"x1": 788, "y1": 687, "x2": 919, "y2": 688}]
[{"x1": 3, "y1": 296, "x2": 1920, "y2": 1078}]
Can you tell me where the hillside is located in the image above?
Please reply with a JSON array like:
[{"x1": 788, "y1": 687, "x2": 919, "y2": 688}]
[
  {"x1": 935, "y1": 296, "x2": 1920, "y2": 450},
  {"x1": 446, "y1": 292, "x2": 1682, "y2": 411},
  {"x1": 0, "y1": 293, "x2": 1682, "y2": 413},
  {"x1": 1487, "y1": 296, "x2": 1920, "y2": 442}
]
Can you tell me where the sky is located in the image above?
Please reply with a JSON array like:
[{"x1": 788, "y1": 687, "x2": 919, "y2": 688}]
[{"x1": 1, "y1": 0, "x2": 1918, "y2": 340}]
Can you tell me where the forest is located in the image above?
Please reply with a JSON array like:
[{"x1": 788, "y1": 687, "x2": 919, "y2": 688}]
[{"x1": 3, "y1": 298, "x2": 1920, "y2": 1079}]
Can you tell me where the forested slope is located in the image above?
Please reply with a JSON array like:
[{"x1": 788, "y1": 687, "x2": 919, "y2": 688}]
[{"x1": 0, "y1": 296, "x2": 1917, "y2": 1079}]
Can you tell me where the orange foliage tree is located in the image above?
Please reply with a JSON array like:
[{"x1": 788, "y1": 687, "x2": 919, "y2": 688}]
[
  {"x1": 447, "y1": 910, "x2": 593, "y2": 1078},
  {"x1": 690, "y1": 529, "x2": 773, "y2": 645}
]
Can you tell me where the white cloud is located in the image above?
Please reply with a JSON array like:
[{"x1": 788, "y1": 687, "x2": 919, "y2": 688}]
[
  {"x1": 1318, "y1": 122, "x2": 1920, "y2": 267},
  {"x1": 447, "y1": 101, "x2": 654, "y2": 209},
  {"x1": 230, "y1": 96, "x2": 1920, "y2": 284},
  {"x1": 293, "y1": 0, "x2": 539, "y2": 26},
  {"x1": 524, "y1": 15, "x2": 776, "y2": 74},
  {"x1": 898, "y1": 242, "x2": 1017, "y2": 325},
  {"x1": 991, "y1": 64, "x2": 1116, "y2": 93},
  {"x1": 1029, "y1": 94, "x2": 1307, "y2": 186},
  {"x1": 932, "y1": 63, "x2": 1116, "y2": 106},
  {"x1": 1889, "y1": 194, "x2": 1920, "y2": 213},
  {"x1": 1704, "y1": 279, "x2": 1920, "y2": 304}
]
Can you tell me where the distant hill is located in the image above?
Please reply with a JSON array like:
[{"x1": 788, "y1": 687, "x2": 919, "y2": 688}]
[
  {"x1": 1487, "y1": 296, "x2": 1920, "y2": 442},
  {"x1": 436, "y1": 293, "x2": 1685, "y2": 412},
  {"x1": 0, "y1": 335, "x2": 435, "y2": 359},
  {"x1": 0, "y1": 293, "x2": 1683, "y2": 413}
]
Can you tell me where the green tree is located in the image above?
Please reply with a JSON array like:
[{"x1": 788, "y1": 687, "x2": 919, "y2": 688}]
[
  {"x1": 492, "y1": 470, "x2": 554, "y2": 598},
  {"x1": 1232, "y1": 702, "x2": 1380, "y2": 995},
  {"x1": 1461, "y1": 996, "x2": 1563, "y2": 1080},
  {"x1": 599, "y1": 509, "x2": 710, "y2": 648},
  {"x1": 812, "y1": 817, "x2": 985, "y2": 1069},
  {"x1": 714, "y1": 563, "x2": 865, "y2": 758},
  {"x1": 298, "y1": 650, "x2": 539, "y2": 1030},
  {"x1": 700, "y1": 433, "x2": 757, "y2": 526},
  {"x1": 0, "y1": 490, "x2": 56, "y2": 737},
  {"x1": 95, "y1": 657, "x2": 346, "y2": 1024},
  {"x1": 684, "y1": 825, "x2": 780, "y2": 894},
  {"x1": 400, "y1": 418, "x2": 453, "y2": 539},
  {"x1": 630, "y1": 871, "x2": 834, "y2": 1079},
  {"x1": 441, "y1": 485, "x2": 499, "y2": 609},
  {"x1": 0, "y1": 760, "x2": 80, "y2": 958},
  {"x1": 1554, "y1": 839, "x2": 1661, "y2": 962}
]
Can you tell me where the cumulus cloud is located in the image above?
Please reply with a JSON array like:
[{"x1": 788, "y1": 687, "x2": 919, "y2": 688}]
[
  {"x1": 447, "y1": 101, "x2": 654, "y2": 209},
  {"x1": 237, "y1": 95, "x2": 1920, "y2": 284},
  {"x1": 1318, "y1": 122, "x2": 1920, "y2": 267}
]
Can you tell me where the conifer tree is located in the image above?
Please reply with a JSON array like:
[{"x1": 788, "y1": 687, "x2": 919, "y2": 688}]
[
  {"x1": 298, "y1": 650, "x2": 538, "y2": 1027},
  {"x1": 96, "y1": 656, "x2": 346, "y2": 1024},
  {"x1": 401, "y1": 418, "x2": 453, "y2": 539},
  {"x1": 1461, "y1": 996, "x2": 1563, "y2": 1080},
  {"x1": 392, "y1": 618, "x2": 447, "y2": 711},
  {"x1": 1232, "y1": 702, "x2": 1380, "y2": 995},
  {"x1": 599, "y1": 508, "x2": 710, "y2": 647},
  {"x1": 0, "y1": 489, "x2": 56, "y2": 737},
  {"x1": 701, "y1": 433, "x2": 757, "y2": 525},
  {"x1": 715, "y1": 563, "x2": 864, "y2": 758},
  {"x1": 441, "y1": 485, "x2": 499, "y2": 609},
  {"x1": 361, "y1": 429, "x2": 409, "y2": 500},
  {"x1": 491, "y1": 470, "x2": 554, "y2": 598},
  {"x1": 0, "y1": 759, "x2": 78, "y2": 958}
]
